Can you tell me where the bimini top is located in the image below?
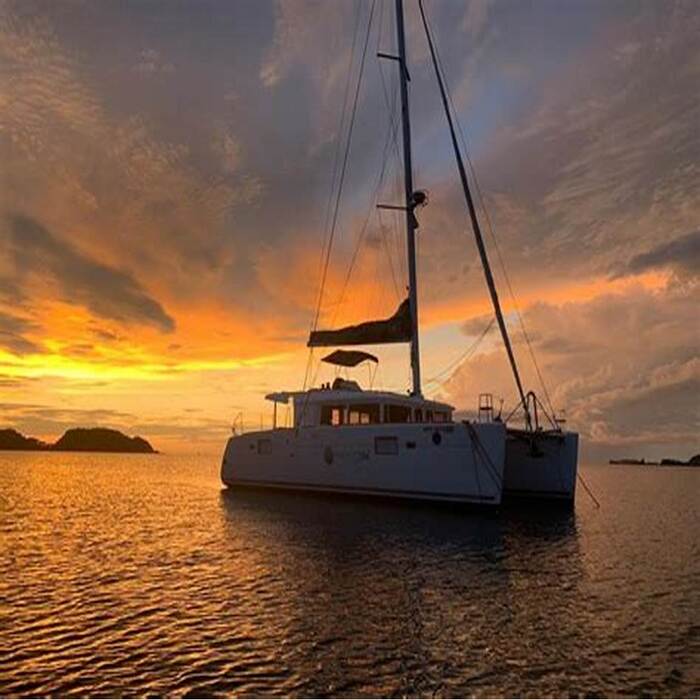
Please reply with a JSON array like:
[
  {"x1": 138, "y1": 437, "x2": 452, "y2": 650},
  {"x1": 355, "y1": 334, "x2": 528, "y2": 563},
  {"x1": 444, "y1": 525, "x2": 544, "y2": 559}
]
[{"x1": 321, "y1": 349, "x2": 378, "y2": 367}]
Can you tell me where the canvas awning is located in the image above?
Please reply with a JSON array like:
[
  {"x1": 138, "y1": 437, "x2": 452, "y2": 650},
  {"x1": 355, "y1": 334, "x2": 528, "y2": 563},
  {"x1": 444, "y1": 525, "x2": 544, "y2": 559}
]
[
  {"x1": 308, "y1": 298, "x2": 412, "y2": 347},
  {"x1": 265, "y1": 392, "x2": 292, "y2": 404},
  {"x1": 321, "y1": 350, "x2": 378, "y2": 367}
]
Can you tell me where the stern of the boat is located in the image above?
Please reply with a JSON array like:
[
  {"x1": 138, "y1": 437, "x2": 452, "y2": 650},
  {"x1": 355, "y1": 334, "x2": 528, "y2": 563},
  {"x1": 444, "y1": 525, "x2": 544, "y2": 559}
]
[{"x1": 503, "y1": 429, "x2": 579, "y2": 504}]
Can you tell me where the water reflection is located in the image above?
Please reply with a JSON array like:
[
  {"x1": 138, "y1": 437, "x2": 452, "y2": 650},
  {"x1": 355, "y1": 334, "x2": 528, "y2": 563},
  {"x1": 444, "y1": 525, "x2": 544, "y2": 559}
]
[
  {"x1": 3, "y1": 454, "x2": 696, "y2": 697},
  {"x1": 218, "y1": 489, "x2": 584, "y2": 696}
]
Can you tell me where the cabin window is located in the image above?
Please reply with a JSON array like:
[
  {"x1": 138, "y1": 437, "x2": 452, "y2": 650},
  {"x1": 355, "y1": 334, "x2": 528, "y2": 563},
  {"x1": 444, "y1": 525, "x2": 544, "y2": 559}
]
[
  {"x1": 320, "y1": 405, "x2": 345, "y2": 426},
  {"x1": 433, "y1": 411, "x2": 448, "y2": 423},
  {"x1": 375, "y1": 436, "x2": 399, "y2": 455},
  {"x1": 257, "y1": 438, "x2": 272, "y2": 454},
  {"x1": 385, "y1": 404, "x2": 412, "y2": 423},
  {"x1": 348, "y1": 403, "x2": 380, "y2": 425},
  {"x1": 414, "y1": 408, "x2": 423, "y2": 422}
]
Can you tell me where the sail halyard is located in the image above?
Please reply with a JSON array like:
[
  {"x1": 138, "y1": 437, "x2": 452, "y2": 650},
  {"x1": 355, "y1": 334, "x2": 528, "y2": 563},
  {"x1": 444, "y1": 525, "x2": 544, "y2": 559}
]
[{"x1": 418, "y1": 0, "x2": 532, "y2": 429}]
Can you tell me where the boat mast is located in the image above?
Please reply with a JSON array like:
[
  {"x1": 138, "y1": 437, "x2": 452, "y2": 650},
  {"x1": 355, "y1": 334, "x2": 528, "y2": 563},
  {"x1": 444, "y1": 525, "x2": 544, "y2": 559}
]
[
  {"x1": 418, "y1": 0, "x2": 531, "y2": 428},
  {"x1": 395, "y1": 0, "x2": 422, "y2": 397}
]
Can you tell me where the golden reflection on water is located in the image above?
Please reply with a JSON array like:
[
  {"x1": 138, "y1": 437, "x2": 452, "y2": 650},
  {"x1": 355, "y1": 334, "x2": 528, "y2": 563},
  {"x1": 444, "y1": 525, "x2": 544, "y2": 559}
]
[{"x1": 1, "y1": 452, "x2": 697, "y2": 696}]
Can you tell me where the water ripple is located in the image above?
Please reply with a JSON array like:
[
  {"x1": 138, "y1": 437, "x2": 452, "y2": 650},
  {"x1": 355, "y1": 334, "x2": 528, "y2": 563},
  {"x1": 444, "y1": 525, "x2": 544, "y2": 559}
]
[{"x1": 1, "y1": 453, "x2": 698, "y2": 696}]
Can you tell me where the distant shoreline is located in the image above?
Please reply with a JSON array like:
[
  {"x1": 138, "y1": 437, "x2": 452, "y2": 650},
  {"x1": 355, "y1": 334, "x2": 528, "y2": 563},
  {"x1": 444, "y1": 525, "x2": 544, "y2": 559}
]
[
  {"x1": 609, "y1": 455, "x2": 699, "y2": 467},
  {"x1": 0, "y1": 448, "x2": 160, "y2": 455},
  {"x1": 0, "y1": 427, "x2": 157, "y2": 454}
]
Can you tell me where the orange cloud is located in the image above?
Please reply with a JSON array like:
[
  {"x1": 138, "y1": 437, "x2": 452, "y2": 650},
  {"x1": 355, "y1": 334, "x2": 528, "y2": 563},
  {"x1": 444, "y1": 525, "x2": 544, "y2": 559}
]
[{"x1": 420, "y1": 270, "x2": 670, "y2": 328}]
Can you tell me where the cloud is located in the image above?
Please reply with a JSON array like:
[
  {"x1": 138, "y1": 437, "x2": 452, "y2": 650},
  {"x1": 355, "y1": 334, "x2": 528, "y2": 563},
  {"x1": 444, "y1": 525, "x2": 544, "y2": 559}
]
[
  {"x1": 614, "y1": 230, "x2": 700, "y2": 279},
  {"x1": 443, "y1": 279, "x2": 699, "y2": 459},
  {"x1": 460, "y1": 0, "x2": 493, "y2": 41},
  {"x1": 133, "y1": 48, "x2": 174, "y2": 75},
  {"x1": 0, "y1": 1, "x2": 698, "y2": 457},
  {"x1": 0, "y1": 1, "x2": 264, "y2": 320},
  {"x1": 461, "y1": 313, "x2": 495, "y2": 337},
  {"x1": 0, "y1": 311, "x2": 40, "y2": 355},
  {"x1": 5, "y1": 214, "x2": 175, "y2": 331}
]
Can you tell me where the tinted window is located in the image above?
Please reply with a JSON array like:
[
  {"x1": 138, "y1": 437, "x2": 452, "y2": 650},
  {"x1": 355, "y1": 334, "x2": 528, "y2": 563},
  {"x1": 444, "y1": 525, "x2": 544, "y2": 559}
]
[
  {"x1": 320, "y1": 405, "x2": 345, "y2": 426},
  {"x1": 348, "y1": 403, "x2": 381, "y2": 425},
  {"x1": 385, "y1": 405, "x2": 412, "y2": 423}
]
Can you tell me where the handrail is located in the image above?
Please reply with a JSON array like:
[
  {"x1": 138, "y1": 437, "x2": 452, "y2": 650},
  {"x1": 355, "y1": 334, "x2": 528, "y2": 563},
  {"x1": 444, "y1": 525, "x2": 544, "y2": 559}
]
[{"x1": 231, "y1": 412, "x2": 244, "y2": 436}]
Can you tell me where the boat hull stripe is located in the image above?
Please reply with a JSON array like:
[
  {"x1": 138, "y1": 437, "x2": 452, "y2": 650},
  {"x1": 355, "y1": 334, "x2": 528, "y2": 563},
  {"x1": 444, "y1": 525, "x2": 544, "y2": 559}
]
[{"x1": 223, "y1": 477, "x2": 497, "y2": 502}]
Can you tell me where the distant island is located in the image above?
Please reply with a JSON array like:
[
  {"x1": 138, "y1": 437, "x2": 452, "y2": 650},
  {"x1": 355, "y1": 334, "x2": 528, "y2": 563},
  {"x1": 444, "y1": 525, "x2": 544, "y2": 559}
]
[
  {"x1": 610, "y1": 454, "x2": 700, "y2": 467},
  {"x1": 0, "y1": 427, "x2": 157, "y2": 454}
]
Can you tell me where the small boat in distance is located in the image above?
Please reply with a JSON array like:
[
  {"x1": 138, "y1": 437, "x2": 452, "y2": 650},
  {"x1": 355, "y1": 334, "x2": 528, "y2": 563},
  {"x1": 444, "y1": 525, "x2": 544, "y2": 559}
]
[{"x1": 222, "y1": 0, "x2": 578, "y2": 506}]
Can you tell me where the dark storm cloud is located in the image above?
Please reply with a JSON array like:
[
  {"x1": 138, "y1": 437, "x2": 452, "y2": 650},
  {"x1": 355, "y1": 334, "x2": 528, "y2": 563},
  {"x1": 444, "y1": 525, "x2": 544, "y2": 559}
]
[
  {"x1": 5, "y1": 215, "x2": 175, "y2": 332},
  {"x1": 614, "y1": 230, "x2": 700, "y2": 279}
]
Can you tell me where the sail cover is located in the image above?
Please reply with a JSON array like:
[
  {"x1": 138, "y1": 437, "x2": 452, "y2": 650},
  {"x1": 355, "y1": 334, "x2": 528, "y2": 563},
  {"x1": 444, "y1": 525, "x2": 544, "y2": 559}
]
[
  {"x1": 321, "y1": 350, "x2": 378, "y2": 367},
  {"x1": 308, "y1": 298, "x2": 412, "y2": 347}
]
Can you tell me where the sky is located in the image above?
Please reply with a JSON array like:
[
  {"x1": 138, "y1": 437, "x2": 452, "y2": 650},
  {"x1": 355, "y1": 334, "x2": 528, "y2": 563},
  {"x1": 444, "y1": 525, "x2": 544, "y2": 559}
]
[{"x1": 0, "y1": 0, "x2": 698, "y2": 458}]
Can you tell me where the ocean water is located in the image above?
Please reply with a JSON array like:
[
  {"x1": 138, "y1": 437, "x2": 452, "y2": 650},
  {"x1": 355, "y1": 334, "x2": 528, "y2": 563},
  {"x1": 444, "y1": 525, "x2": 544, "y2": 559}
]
[{"x1": 0, "y1": 451, "x2": 698, "y2": 697}]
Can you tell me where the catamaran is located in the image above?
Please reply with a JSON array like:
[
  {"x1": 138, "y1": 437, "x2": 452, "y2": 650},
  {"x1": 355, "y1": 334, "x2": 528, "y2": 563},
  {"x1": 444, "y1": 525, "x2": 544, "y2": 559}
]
[{"x1": 221, "y1": 0, "x2": 578, "y2": 506}]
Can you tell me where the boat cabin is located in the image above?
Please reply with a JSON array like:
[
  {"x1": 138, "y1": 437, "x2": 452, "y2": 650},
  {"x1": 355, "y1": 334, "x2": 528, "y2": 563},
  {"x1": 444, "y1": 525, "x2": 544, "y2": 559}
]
[{"x1": 266, "y1": 378, "x2": 453, "y2": 429}]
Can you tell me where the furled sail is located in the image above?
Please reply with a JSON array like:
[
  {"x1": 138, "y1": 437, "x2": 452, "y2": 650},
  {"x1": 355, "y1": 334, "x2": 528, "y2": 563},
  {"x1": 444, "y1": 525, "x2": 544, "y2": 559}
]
[{"x1": 308, "y1": 298, "x2": 412, "y2": 347}]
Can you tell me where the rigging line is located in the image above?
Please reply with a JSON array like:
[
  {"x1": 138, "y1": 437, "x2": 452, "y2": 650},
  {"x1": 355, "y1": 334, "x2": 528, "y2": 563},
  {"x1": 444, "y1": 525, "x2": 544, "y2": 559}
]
[
  {"x1": 303, "y1": 2, "x2": 363, "y2": 394},
  {"x1": 378, "y1": 52, "x2": 403, "y2": 301},
  {"x1": 426, "y1": 26, "x2": 557, "y2": 420},
  {"x1": 577, "y1": 471, "x2": 601, "y2": 509},
  {"x1": 378, "y1": 208, "x2": 401, "y2": 298},
  {"x1": 378, "y1": 52, "x2": 402, "y2": 176},
  {"x1": 310, "y1": 0, "x2": 377, "y2": 335},
  {"x1": 312, "y1": 0, "x2": 363, "y2": 320},
  {"x1": 463, "y1": 143, "x2": 557, "y2": 419},
  {"x1": 378, "y1": 24, "x2": 404, "y2": 295},
  {"x1": 419, "y1": 0, "x2": 531, "y2": 428},
  {"x1": 379, "y1": 62, "x2": 407, "y2": 292},
  {"x1": 424, "y1": 318, "x2": 495, "y2": 387},
  {"x1": 332, "y1": 7, "x2": 403, "y2": 326},
  {"x1": 375, "y1": 0, "x2": 385, "y2": 56},
  {"x1": 377, "y1": 0, "x2": 403, "y2": 294},
  {"x1": 464, "y1": 421, "x2": 502, "y2": 489},
  {"x1": 332, "y1": 100, "x2": 400, "y2": 326},
  {"x1": 314, "y1": 0, "x2": 363, "y2": 300},
  {"x1": 378, "y1": 36, "x2": 406, "y2": 289}
]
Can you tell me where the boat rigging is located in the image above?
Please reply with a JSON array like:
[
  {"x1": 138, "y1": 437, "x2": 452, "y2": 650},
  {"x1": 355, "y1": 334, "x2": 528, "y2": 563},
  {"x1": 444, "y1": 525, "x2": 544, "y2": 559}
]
[{"x1": 221, "y1": 0, "x2": 580, "y2": 507}]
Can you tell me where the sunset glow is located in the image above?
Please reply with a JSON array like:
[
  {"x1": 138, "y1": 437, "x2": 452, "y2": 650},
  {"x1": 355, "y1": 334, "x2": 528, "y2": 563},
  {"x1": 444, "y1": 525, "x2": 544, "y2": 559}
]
[{"x1": 1, "y1": 0, "x2": 697, "y2": 457}]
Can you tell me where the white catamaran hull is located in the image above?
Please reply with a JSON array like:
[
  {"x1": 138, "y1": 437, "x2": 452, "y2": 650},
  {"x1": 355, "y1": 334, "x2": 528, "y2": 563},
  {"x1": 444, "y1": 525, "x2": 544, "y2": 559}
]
[
  {"x1": 503, "y1": 429, "x2": 579, "y2": 503},
  {"x1": 222, "y1": 421, "x2": 506, "y2": 505}
]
